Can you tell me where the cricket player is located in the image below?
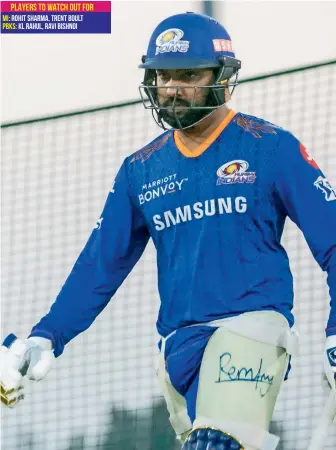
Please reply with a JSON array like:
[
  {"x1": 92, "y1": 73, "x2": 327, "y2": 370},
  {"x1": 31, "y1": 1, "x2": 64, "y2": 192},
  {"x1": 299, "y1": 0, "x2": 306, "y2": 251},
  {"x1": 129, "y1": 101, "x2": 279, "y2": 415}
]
[{"x1": 1, "y1": 12, "x2": 336, "y2": 450}]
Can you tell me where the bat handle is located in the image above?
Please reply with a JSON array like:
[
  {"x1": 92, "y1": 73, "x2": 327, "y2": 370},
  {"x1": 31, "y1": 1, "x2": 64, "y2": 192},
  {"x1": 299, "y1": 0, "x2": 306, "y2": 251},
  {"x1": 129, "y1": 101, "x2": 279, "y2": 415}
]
[
  {"x1": 307, "y1": 391, "x2": 336, "y2": 450},
  {"x1": 19, "y1": 359, "x2": 30, "y2": 376}
]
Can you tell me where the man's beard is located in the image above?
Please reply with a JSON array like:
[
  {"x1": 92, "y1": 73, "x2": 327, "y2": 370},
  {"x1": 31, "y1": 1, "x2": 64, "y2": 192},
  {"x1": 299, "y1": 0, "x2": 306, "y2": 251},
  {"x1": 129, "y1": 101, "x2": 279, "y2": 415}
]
[{"x1": 157, "y1": 90, "x2": 216, "y2": 130}]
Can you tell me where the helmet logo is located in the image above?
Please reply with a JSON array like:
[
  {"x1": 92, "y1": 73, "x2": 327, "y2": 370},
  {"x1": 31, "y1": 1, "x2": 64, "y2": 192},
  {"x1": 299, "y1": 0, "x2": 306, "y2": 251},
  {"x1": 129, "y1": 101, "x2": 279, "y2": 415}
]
[
  {"x1": 155, "y1": 28, "x2": 189, "y2": 55},
  {"x1": 213, "y1": 39, "x2": 233, "y2": 53}
]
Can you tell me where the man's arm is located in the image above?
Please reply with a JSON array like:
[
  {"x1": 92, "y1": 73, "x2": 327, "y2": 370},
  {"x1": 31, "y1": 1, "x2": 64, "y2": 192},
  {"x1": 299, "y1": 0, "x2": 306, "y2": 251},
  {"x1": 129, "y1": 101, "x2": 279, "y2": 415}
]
[
  {"x1": 29, "y1": 159, "x2": 150, "y2": 357},
  {"x1": 274, "y1": 132, "x2": 336, "y2": 336}
]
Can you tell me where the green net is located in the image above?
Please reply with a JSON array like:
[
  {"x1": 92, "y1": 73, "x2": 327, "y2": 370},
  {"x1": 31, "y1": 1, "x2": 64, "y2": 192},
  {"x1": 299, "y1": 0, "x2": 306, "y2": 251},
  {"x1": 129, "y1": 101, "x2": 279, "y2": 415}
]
[{"x1": 1, "y1": 60, "x2": 336, "y2": 450}]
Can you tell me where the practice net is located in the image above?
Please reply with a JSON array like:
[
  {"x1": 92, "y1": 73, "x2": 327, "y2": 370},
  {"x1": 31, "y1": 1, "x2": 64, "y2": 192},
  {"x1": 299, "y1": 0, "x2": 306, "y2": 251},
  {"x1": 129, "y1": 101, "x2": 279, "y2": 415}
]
[{"x1": 1, "y1": 60, "x2": 336, "y2": 450}]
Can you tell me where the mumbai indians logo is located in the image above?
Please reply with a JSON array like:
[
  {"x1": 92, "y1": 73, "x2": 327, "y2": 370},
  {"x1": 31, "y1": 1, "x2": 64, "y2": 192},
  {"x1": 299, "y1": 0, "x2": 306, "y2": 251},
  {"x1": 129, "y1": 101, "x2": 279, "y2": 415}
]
[
  {"x1": 216, "y1": 160, "x2": 256, "y2": 185},
  {"x1": 327, "y1": 347, "x2": 336, "y2": 367},
  {"x1": 155, "y1": 28, "x2": 190, "y2": 55},
  {"x1": 314, "y1": 176, "x2": 336, "y2": 202}
]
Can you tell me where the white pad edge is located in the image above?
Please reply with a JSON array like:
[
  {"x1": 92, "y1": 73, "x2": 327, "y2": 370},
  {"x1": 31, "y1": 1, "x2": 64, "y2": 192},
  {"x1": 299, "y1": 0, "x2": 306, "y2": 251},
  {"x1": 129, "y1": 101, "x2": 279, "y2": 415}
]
[{"x1": 169, "y1": 410, "x2": 192, "y2": 436}]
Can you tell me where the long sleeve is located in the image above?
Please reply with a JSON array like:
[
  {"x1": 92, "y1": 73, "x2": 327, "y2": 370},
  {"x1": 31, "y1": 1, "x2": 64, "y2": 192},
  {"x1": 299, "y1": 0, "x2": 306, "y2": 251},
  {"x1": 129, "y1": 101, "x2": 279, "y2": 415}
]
[
  {"x1": 29, "y1": 159, "x2": 150, "y2": 356},
  {"x1": 274, "y1": 132, "x2": 336, "y2": 336}
]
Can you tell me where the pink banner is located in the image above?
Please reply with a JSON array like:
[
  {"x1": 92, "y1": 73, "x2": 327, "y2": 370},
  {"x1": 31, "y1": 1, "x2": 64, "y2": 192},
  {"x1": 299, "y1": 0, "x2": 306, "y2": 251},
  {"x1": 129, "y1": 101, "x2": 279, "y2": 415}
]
[{"x1": 1, "y1": 1, "x2": 111, "y2": 13}]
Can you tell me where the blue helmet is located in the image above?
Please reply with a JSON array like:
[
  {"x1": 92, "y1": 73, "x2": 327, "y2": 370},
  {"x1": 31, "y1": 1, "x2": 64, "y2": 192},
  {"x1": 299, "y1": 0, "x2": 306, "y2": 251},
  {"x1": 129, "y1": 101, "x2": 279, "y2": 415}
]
[{"x1": 139, "y1": 12, "x2": 241, "y2": 130}]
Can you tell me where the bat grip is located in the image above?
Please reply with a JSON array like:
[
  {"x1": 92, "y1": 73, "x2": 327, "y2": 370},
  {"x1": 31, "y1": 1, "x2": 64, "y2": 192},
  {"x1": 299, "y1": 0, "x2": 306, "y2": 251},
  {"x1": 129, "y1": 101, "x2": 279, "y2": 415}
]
[
  {"x1": 307, "y1": 391, "x2": 336, "y2": 450},
  {"x1": 19, "y1": 359, "x2": 30, "y2": 376}
]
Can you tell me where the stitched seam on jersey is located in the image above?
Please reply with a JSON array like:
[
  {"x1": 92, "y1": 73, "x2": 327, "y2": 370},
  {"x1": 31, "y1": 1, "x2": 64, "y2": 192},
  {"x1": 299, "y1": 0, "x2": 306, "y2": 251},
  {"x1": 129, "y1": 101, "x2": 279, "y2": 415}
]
[
  {"x1": 124, "y1": 159, "x2": 136, "y2": 204},
  {"x1": 173, "y1": 109, "x2": 237, "y2": 158},
  {"x1": 124, "y1": 158, "x2": 149, "y2": 226},
  {"x1": 130, "y1": 132, "x2": 171, "y2": 163},
  {"x1": 29, "y1": 329, "x2": 56, "y2": 350},
  {"x1": 30, "y1": 329, "x2": 55, "y2": 341},
  {"x1": 273, "y1": 132, "x2": 302, "y2": 225}
]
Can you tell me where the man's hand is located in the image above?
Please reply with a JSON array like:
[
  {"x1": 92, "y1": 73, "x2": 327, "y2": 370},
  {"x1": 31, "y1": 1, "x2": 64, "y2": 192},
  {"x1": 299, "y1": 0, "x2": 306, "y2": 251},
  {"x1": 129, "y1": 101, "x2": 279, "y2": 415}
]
[
  {"x1": 324, "y1": 335, "x2": 336, "y2": 392},
  {"x1": 0, "y1": 334, "x2": 54, "y2": 407}
]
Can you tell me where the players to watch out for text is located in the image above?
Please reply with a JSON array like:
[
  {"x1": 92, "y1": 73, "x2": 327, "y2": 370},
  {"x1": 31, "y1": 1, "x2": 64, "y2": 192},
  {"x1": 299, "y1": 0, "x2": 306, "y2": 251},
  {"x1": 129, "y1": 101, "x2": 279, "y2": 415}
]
[{"x1": 1, "y1": 11, "x2": 336, "y2": 450}]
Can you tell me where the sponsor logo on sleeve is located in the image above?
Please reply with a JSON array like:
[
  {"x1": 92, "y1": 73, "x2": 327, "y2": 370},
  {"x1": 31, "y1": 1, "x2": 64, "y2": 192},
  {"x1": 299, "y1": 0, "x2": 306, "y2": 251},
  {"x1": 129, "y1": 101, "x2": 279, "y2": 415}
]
[
  {"x1": 314, "y1": 176, "x2": 336, "y2": 201},
  {"x1": 300, "y1": 143, "x2": 319, "y2": 169}
]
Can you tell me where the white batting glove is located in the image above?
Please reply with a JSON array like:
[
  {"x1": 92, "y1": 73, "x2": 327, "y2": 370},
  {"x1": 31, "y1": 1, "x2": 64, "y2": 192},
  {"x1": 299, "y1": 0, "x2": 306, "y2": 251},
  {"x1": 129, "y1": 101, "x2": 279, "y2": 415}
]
[
  {"x1": 0, "y1": 333, "x2": 54, "y2": 407},
  {"x1": 324, "y1": 335, "x2": 336, "y2": 394}
]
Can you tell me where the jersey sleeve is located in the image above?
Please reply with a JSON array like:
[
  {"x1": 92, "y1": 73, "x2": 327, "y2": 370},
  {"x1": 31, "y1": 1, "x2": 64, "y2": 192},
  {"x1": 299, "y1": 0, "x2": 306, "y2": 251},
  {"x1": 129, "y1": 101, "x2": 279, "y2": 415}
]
[
  {"x1": 274, "y1": 132, "x2": 336, "y2": 337},
  {"x1": 29, "y1": 159, "x2": 150, "y2": 356}
]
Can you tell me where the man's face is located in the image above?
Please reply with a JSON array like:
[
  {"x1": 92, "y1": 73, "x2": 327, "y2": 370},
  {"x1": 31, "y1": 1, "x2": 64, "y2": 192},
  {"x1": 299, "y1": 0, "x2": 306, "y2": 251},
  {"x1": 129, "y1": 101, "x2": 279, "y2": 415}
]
[{"x1": 155, "y1": 68, "x2": 215, "y2": 118}]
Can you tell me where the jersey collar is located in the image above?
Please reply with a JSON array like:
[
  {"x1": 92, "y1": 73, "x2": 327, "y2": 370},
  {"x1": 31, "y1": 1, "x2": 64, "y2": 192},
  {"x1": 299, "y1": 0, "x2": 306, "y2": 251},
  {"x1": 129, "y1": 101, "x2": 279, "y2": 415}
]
[{"x1": 174, "y1": 109, "x2": 237, "y2": 158}]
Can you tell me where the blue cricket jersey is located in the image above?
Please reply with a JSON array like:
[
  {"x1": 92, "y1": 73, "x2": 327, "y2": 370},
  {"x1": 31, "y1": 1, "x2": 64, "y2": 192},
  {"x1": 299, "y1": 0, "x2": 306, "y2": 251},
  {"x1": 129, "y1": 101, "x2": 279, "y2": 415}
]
[{"x1": 30, "y1": 110, "x2": 336, "y2": 357}]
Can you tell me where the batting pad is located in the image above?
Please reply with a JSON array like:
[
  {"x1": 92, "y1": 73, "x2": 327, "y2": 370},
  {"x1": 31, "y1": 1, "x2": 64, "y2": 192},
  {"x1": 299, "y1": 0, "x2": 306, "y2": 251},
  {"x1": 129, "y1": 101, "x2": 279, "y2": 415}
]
[
  {"x1": 195, "y1": 326, "x2": 288, "y2": 449},
  {"x1": 157, "y1": 312, "x2": 291, "y2": 449}
]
